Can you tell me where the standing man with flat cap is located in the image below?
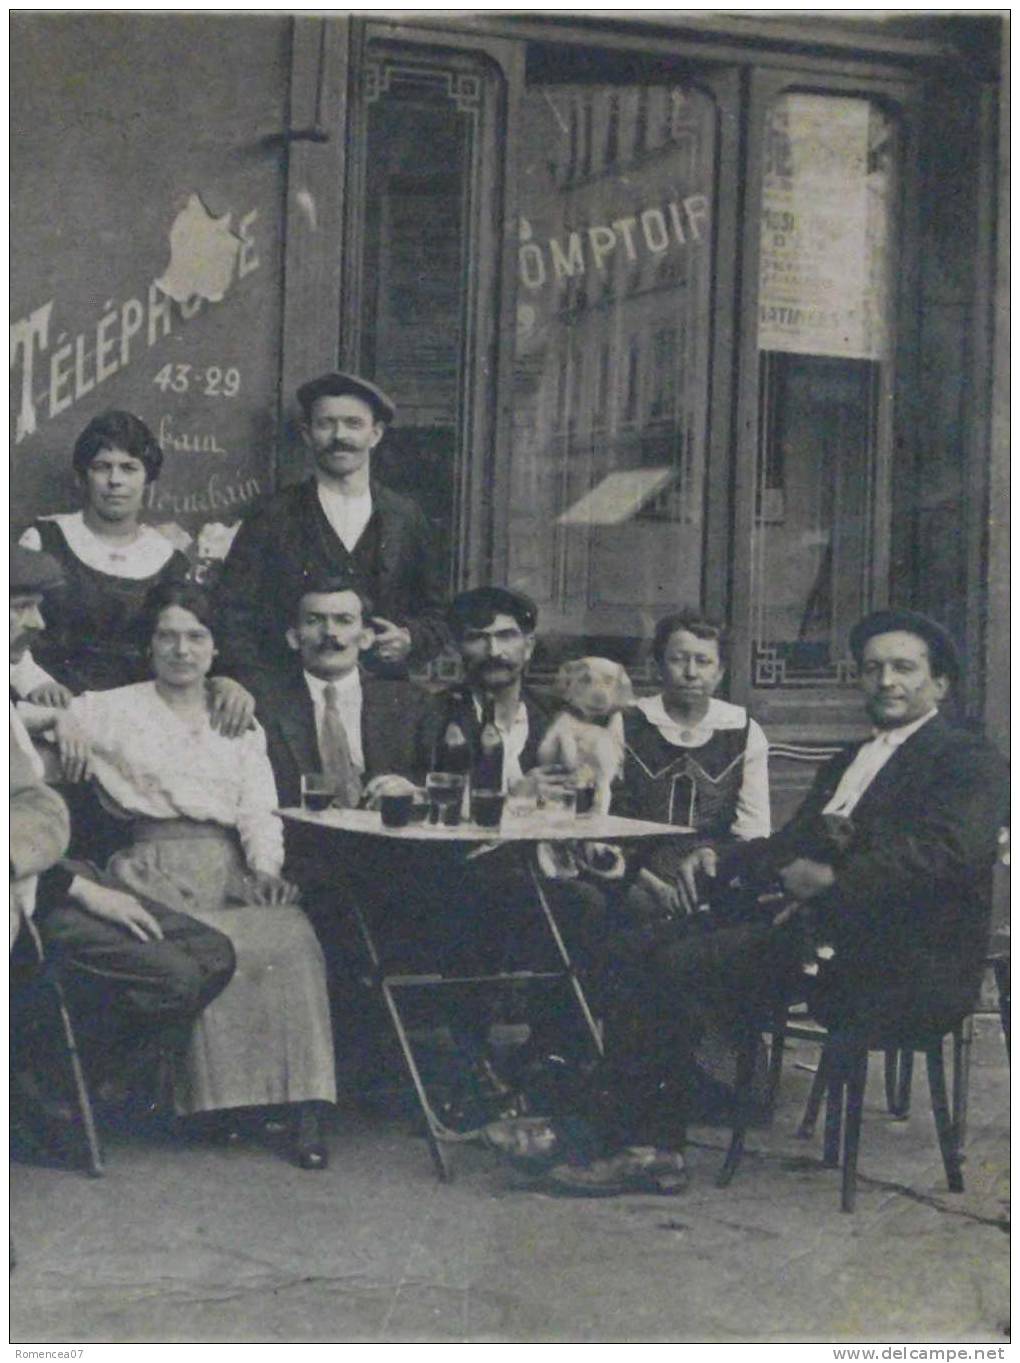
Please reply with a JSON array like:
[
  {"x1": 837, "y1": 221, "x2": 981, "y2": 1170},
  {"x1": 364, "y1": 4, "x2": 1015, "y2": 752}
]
[{"x1": 216, "y1": 371, "x2": 448, "y2": 686}]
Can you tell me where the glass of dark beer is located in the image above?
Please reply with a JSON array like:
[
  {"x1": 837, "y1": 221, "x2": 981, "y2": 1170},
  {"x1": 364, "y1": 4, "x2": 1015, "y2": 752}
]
[
  {"x1": 380, "y1": 792, "x2": 414, "y2": 827},
  {"x1": 300, "y1": 772, "x2": 335, "y2": 812},
  {"x1": 470, "y1": 787, "x2": 505, "y2": 829}
]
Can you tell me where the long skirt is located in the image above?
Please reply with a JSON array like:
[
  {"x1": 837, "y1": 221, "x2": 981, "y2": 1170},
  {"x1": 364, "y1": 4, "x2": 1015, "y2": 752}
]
[{"x1": 108, "y1": 823, "x2": 336, "y2": 1115}]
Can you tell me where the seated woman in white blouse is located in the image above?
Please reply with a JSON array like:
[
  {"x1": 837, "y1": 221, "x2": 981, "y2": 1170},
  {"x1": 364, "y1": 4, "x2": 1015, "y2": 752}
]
[{"x1": 49, "y1": 580, "x2": 336, "y2": 1169}]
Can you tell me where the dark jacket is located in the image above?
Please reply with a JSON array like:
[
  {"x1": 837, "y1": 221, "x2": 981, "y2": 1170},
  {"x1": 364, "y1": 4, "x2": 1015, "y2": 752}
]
[
  {"x1": 215, "y1": 478, "x2": 449, "y2": 686},
  {"x1": 729, "y1": 713, "x2": 1009, "y2": 1034},
  {"x1": 252, "y1": 666, "x2": 425, "y2": 809}
]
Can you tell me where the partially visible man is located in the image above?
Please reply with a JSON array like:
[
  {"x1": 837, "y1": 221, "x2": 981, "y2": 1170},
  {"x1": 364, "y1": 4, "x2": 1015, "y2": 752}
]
[
  {"x1": 216, "y1": 371, "x2": 448, "y2": 685},
  {"x1": 487, "y1": 609, "x2": 1009, "y2": 1195},
  {"x1": 9, "y1": 545, "x2": 236, "y2": 1115},
  {"x1": 408, "y1": 586, "x2": 554, "y2": 786}
]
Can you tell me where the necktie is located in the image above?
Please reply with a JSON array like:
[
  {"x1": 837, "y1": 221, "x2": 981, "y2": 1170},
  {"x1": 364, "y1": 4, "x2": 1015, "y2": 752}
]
[{"x1": 320, "y1": 683, "x2": 362, "y2": 808}]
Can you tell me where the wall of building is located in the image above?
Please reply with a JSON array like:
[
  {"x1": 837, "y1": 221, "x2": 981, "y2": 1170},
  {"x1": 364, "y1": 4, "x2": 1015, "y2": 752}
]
[{"x1": 10, "y1": 12, "x2": 292, "y2": 560}]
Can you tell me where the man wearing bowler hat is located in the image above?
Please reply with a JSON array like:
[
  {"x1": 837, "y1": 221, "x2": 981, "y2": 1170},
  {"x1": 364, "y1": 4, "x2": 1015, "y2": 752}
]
[{"x1": 216, "y1": 370, "x2": 448, "y2": 685}]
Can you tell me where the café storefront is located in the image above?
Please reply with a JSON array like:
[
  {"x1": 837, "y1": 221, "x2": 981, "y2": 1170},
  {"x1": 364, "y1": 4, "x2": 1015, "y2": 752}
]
[{"x1": 10, "y1": 11, "x2": 1007, "y2": 817}]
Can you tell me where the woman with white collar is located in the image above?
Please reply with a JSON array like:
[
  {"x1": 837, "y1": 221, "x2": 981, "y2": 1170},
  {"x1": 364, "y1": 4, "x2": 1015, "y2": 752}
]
[
  {"x1": 19, "y1": 410, "x2": 190, "y2": 694},
  {"x1": 618, "y1": 608, "x2": 770, "y2": 848},
  {"x1": 19, "y1": 411, "x2": 250, "y2": 734}
]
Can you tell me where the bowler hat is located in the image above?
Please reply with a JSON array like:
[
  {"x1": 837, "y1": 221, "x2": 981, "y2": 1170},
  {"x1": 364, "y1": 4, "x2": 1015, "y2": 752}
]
[
  {"x1": 10, "y1": 544, "x2": 64, "y2": 596},
  {"x1": 849, "y1": 608, "x2": 961, "y2": 686},
  {"x1": 296, "y1": 370, "x2": 396, "y2": 425}
]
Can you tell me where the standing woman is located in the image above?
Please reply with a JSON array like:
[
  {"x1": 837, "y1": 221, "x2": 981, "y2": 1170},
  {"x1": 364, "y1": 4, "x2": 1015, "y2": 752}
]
[
  {"x1": 19, "y1": 411, "x2": 189, "y2": 695},
  {"x1": 51, "y1": 581, "x2": 336, "y2": 1167}
]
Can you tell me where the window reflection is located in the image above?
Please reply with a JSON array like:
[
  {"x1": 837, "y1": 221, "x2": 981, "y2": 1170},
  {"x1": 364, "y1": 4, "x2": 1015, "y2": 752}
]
[
  {"x1": 510, "y1": 80, "x2": 716, "y2": 667},
  {"x1": 752, "y1": 94, "x2": 896, "y2": 689}
]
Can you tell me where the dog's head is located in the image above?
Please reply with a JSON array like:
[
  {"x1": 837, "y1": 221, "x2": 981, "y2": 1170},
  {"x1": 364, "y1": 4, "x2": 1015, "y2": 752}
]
[{"x1": 554, "y1": 657, "x2": 633, "y2": 721}]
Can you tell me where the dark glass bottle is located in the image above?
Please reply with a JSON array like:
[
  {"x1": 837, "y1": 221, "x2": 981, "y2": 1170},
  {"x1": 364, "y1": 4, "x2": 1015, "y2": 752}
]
[
  {"x1": 473, "y1": 700, "x2": 505, "y2": 792},
  {"x1": 437, "y1": 720, "x2": 471, "y2": 776}
]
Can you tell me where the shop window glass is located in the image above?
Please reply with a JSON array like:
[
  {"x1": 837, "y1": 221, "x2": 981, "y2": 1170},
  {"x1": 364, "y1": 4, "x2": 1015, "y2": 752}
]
[
  {"x1": 348, "y1": 43, "x2": 502, "y2": 594},
  {"x1": 510, "y1": 78, "x2": 716, "y2": 666},
  {"x1": 751, "y1": 93, "x2": 896, "y2": 689}
]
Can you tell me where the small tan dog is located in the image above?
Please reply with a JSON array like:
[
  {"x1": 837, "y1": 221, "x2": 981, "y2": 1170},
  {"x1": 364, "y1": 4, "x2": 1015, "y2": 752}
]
[{"x1": 537, "y1": 657, "x2": 634, "y2": 814}]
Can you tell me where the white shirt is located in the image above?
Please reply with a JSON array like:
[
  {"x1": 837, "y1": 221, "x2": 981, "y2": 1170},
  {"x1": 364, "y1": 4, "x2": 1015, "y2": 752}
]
[
  {"x1": 822, "y1": 708, "x2": 938, "y2": 817},
  {"x1": 304, "y1": 668, "x2": 365, "y2": 772},
  {"x1": 634, "y1": 694, "x2": 771, "y2": 840},
  {"x1": 20, "y1": 513, "x2": 177, "y2": 579},
  {"x1": 472, "y1": 694, "x2": 529, "y2": 793},
  {"x1": 10, "y1": 649, "x2": 59, "y2": 700},
  {"x1": 316, "y1": 483, "x2": 374, "y2": 554}
]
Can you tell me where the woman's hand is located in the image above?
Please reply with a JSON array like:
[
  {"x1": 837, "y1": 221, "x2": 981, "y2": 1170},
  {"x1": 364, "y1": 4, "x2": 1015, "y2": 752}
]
[
  {"x1": 207, "y1": 677, "x2": 256, "y2": 738},
  {"x1": 54, "y1": 712, "x2": 93, "y2": 783},
  {"x1": 248, "y1": 872, "x2": 301, "y2": 906},
  {"x1": 26, "y1": 681, "x2": 74, "y2": 709},
  {"x1": 676, "y1": 846, "x2": 718, "y2": 914},
  {"x1": 71, "y1": 878, "x2": 164, "y2": 941}
]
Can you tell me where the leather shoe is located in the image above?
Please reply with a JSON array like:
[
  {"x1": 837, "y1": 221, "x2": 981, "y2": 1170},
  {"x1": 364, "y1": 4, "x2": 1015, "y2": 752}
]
[
  {"x1": 483, "y1": 1116, "x2": 560, "y2": 1168},
  {"x1": 293, "y1": 1105, "x2": 328, "y2": 1171},
  {"x1": 296, "y1": 1142, "x2": 329, "y2": 1171},
  {"x1": 545, "y1": 1146, "x2": 688, "y2": 1197}
]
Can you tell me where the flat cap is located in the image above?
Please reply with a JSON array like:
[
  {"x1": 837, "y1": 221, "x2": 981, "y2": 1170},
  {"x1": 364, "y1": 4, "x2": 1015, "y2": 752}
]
[
  {"x1": 296, "y1": 370, "x2": 396, "y2": 425},
  {"x1": 10, "y1": 544, "x2": 64, "y2": 596},
  {"x1": 849, "y1": 608, "x2": 961, "y2": 686},
  {"x1": 448, "y1": 586, "x2": 539, "y2": 636}
]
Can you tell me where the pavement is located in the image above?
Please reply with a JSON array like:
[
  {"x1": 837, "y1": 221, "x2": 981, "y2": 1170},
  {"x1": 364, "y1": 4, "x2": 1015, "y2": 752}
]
[{"x1": 9, "y1": 1015, "x2": 1010, "y2": 1346}]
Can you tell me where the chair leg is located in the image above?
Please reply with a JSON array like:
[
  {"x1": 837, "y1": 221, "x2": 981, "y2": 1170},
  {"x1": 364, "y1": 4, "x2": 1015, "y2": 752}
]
[
  {"x1": 894, "y1": 1048, "x2": 914, "y2": 1119},
  {"x1": 883, "y1": 1048, "x2": 898, "y2": 1112},
  {"x1": 50, "y1": 977, "x2": 104, "y2": 1178},
  {"x1": 951, "y1": 1017, "x2": 973, "y2": 1150},
  {"x1": 822, "y1": 1049, "x2": 844, "y2": 1169},
  {"x1": 992, "y1": 956, "x2": 1010, "y2": 1059},
  {"x1": 765, "y1": 1013, "x2": 787, "y2": 1115},
  {"x1": 841, "y1": 1047, "x2": 868, "y2": 1213},
  {"x1": 926, "y1": 1039, "x2": 964, "y2": 1193},
  {"x1": 797, "y1": 1042, "x2": 829, "y2": 1139},
  {"x1": 716, "y1": 1024, "x2": 757, "y2": 1188}
]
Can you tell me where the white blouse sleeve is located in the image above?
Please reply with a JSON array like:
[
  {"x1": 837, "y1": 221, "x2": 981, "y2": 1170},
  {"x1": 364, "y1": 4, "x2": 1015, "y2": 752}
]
[
  {"x1": 234, "y1": 724, "x2": 285, "y2": 877},
  {"x1": 732, "y1": 718, "x2": 771, "y2": 841}
]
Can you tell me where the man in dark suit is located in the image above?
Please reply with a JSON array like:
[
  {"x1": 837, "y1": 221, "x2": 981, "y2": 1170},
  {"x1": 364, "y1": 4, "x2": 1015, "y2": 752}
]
[
  {"x1": 487, "y1": 609, "x2": 1009, "y2": 1195},
  {"x1": 215, "y1": 370, "x2": 448, "y2": 687}
]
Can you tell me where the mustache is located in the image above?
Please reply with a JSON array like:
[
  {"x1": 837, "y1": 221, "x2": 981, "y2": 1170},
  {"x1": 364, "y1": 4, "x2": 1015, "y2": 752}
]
[{"x1": 327, "y1": 442, "x2": 360, "y2": 453}]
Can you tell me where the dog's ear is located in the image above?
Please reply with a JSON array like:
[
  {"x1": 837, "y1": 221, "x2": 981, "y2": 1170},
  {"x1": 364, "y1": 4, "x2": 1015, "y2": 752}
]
[
  {"x1": 555, "y1": 658, "x2": 589, "y2": 699},
  {"x1": 612, "y1": 663, "x2": 635, "y2": 709}
]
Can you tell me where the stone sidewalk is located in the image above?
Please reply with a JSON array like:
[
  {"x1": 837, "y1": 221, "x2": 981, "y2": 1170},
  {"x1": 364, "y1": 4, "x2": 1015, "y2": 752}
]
[{"x1": 9, "y1": 1016, "x2": 1010, "y2": 1344}]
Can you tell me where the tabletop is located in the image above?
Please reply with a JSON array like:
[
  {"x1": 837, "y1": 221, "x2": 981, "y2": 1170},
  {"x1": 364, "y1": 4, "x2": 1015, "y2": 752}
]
[{"x1": 279, "y1": 806, "x2": 691, "y2": 844}]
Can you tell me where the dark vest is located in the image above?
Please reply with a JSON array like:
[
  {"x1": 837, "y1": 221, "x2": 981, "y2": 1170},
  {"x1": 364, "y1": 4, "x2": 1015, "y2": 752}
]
[{"x1": 622, "y1": 706, "x2": 750, "y2": 835}]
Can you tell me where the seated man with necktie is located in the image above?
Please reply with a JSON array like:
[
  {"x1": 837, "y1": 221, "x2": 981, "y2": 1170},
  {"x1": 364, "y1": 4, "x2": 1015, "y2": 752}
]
[{"x1": 250, "y1": 575, "x2": 424, "y2": 1062}]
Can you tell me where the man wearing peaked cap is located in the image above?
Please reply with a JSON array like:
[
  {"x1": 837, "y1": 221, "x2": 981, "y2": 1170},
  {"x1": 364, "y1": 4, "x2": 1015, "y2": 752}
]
[{"x1": 215, "y1": 368, "x2": 447, "y2": 686}]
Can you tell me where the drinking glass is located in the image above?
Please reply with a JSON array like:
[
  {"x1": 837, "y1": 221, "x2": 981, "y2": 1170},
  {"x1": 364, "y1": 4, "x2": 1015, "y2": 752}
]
[
  {"x1": 425, "y1": 771, "x2": 466, "y2": 826},
  {"x1": 380, "y1": 791, "x2": 414, "y2": 828},
  {"x1": 537, "y1": 775, "x2": 577, "y2": 827},
  {"x1": 470, "y1": 787, "x2": 505, "y2": 829},
  {"x1": 301, "y1": 772, "x2": 335, "y2": 812}
]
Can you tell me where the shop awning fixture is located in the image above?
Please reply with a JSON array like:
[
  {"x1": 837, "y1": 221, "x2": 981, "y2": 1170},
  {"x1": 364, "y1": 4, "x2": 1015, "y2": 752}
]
[{"x1": 556, "y1": 468, "x2": 676, "y2": 526}]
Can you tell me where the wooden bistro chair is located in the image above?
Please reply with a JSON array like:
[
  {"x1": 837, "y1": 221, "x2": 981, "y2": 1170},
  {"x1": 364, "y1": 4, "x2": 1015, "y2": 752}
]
[{"x1": 12, "y1": 917, "x2": 104, "y2": 1178}]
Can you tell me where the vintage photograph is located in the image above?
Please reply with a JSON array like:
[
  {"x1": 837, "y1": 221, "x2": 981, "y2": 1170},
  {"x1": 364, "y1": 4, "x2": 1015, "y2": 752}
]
[{"x1": 9, "y1": 6, "x2": 1009, "y2": 1349}]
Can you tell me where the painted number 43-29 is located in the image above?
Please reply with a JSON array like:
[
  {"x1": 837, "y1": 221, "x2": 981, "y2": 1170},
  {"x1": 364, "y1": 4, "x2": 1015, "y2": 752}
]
[{"x1": 152, "y1": 363, "x2": 241, "y2": 397}]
